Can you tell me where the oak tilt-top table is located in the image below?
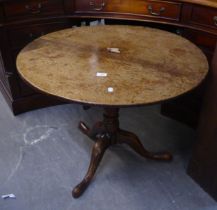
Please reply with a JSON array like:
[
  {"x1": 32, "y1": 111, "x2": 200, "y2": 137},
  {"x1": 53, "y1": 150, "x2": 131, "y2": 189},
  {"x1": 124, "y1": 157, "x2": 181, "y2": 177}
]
[{"x1": 16, "y1": 25, "x2": 208, "y2": 198}]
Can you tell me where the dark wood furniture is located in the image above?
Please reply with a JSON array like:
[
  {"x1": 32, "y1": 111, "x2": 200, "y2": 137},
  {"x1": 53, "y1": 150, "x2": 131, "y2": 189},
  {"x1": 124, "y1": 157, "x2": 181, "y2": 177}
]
[
  {"x1": 16, "y1": 25, "x2": 207, "y2": 198},
  {"x1": 188, "y1": 44, "x2": 217, "y2": 201},
  {"x1": 0, "y1": 0, "x2": 216, "y2": 201},
  {"x1": 0, "y1": 0, "x2": 215, "y2": 116}
]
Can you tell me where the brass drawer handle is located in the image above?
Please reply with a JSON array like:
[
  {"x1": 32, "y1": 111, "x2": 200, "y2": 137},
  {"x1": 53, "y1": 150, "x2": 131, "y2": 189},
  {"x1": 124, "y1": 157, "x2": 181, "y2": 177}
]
[
  {"x1": 214, "y1": 16, "x2": 217, "y2": 26},
  {"x1": 25, "y1": 3, "x2": 42, "y2": 14},
  {"x1": 89, "y1": 0, "x2": 105, "y2": 11},
  {"x1": 147, "y1": 5, "x2": 165, "y2": 16}
]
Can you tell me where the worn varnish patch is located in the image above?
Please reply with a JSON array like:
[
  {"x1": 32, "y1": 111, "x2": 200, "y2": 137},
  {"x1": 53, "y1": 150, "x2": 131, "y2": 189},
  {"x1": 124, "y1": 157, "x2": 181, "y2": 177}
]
[{"x1": 16, "y1": 25, "x2": 208, "y2": 106}]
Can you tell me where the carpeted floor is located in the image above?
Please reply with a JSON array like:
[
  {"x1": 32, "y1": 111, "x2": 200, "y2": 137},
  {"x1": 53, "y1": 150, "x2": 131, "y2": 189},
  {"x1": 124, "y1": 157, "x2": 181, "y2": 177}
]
[{"x1": 0, "y1": 93, "x2": 216, "y2": 210}]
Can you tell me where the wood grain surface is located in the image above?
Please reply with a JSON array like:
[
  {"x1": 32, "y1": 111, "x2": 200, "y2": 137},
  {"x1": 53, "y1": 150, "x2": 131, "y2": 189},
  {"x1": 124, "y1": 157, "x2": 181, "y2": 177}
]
[{"x1": 16, "y1": 25, "x2": 208, "y2": 106}]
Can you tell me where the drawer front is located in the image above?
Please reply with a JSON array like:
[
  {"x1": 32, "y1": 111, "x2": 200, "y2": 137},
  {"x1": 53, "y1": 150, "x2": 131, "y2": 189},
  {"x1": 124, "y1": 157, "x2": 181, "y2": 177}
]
[
  {"x1": 133, "y1": 0, "x2": 181, "y2": 21},
  {"x1": 75, "y1": 0, "x2": 133, "y2": 13},
  {"x1": 190, "y1": 6, "x2": 217, "y2": 30},
  {"x1": 75, "y1": 0, "x2": 181, "y2": 21},
  {"x1": 8, "y1": 22, "x2": 69, "y2": 49},
  {"x1": 4, "y1": 0, "x2": 64, "y2": 19}
]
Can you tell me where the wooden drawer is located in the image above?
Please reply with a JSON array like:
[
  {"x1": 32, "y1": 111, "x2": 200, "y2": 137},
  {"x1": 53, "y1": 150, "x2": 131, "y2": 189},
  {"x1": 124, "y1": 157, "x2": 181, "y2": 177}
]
[
  {"x1": 8, "y1": 21, "x2": 69, "y2": 49},
  {"x1": 75, "y1": 0, "x2": 181, "y2": 21},
  {"x1": 183, "y1": 30, "x2": 217, "y2": 51},
  {"x1": 131, "y1": 0, "x2": 181, "y2": 21},
  {"x1": 190, "y1": 6, "x2": 217, "y2": 30},
  {"x1": 75, "y1": 0, "x2": 133, "y2": 13},
  {"x1": 3, "y1": 0, "x2": 64, "y2": 19}
]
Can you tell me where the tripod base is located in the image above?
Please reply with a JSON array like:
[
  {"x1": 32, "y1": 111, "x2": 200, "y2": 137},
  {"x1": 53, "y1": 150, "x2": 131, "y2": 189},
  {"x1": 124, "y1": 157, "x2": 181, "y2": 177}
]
[{"x1": 72, "y1": 108, "x2": 172, "y2": 198}]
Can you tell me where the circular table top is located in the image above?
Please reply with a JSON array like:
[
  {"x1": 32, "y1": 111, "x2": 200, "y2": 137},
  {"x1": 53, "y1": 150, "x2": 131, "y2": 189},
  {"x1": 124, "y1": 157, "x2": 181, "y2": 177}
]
[{"x1": 16, "y1": 25, "x2": 208, "y2": 107}]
